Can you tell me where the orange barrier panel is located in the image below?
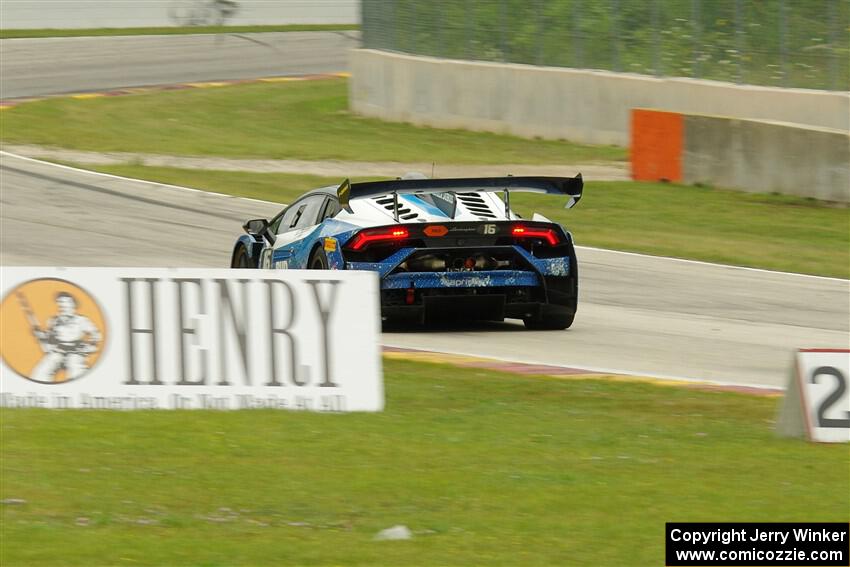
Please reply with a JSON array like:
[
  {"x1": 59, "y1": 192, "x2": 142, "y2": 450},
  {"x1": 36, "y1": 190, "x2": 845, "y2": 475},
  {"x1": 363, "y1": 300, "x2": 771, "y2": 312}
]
[{"x1": 631, "y1": 109, "x2": 683, "y2": 182}]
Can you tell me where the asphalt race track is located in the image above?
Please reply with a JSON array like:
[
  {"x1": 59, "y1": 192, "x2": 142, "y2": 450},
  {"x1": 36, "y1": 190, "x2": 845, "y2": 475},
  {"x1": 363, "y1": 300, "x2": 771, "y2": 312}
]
[
  {"x1": 0, "y1": 31, "x2": 358, "y2": 99},
  {"x1": 1, "y1": 33, "x2": 847, "y2": 388},
  {"x1": 2, "y1": 153, "x2": 847, "y2": 388}
]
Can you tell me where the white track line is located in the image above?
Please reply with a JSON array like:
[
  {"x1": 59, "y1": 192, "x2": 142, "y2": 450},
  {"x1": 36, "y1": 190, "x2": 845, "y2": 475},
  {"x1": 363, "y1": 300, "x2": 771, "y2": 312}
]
[
  {"x1": 576, "y1": 245, "x2": 849, "y2": 283},
  {"x1": 3, "y1": 150, "x2": 832, "y2": 389},
  {"x1": 382, "y1": 342, "x2": 786, "y2": 391},
  {"x1": 0, "y1": 150, "x2": 283, "y2": 206},
  {"x1": 2, "y1": 149, "x2": 845, "y2": 285}
]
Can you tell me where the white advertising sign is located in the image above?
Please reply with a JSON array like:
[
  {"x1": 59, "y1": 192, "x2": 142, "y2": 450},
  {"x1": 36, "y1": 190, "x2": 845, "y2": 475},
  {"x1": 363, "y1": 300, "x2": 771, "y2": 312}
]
[
  {"x1": 0, "y1": 268, "x2": 383, "y2": 412},
  {"x1": 794, "y1": 349, "x2": 850, "y2": 443}
]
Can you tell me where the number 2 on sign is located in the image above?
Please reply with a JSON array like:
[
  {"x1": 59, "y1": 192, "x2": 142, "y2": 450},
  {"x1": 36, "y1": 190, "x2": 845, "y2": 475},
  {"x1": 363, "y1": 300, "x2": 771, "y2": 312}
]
[{"x1": 810, "y1": 366, "x2": 850, "y2": 428}]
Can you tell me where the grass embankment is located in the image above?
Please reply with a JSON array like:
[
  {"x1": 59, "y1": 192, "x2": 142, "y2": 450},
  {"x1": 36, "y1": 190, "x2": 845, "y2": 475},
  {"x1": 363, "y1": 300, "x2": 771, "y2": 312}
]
[
  {"x1": 0, "y1": 24, "x2": 358, "y2": 39},
  {"x1": 0, "y1": 79, "x2": 625, "y2": 164},
  {"x1": 65, "y1": 164, "x2": 850, "y2": 279},
  {"x1": 2, "y1": 77, "x2": 845, "y2": 276},
  {"x1": 2, "y1": 358, "x2": 847, "y2": 566}
]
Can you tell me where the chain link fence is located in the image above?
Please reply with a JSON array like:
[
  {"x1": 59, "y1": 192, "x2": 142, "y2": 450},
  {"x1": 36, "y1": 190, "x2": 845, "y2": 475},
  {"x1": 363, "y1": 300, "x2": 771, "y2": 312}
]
[{"x1": 361, "y1": 0, "x2": 849, "y2": 91}]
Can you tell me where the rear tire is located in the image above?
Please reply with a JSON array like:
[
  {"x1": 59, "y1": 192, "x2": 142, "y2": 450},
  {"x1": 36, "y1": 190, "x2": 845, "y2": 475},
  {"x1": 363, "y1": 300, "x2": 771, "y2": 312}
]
[
  {"x1": 231, "y1": 245, "x2": 252, "y2": 268},
  {"x1": 523, "y1": 309, "x2": 575, "y2": 330},
  {"x1": 309, "y1": 247, "x2": 329, "y2": 269}
]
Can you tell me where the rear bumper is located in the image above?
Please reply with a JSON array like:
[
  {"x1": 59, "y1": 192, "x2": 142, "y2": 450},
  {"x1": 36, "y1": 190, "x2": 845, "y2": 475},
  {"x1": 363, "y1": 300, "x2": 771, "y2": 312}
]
[
  {"x1": 348, "y1": 244, "x2": 578, "y2": 323},
  {"x1": 382, "y1": 294, "x2": 574, "y2": 323},
  {"x1": 379, "y1": 269, "x2": 575, "y2": 323}
]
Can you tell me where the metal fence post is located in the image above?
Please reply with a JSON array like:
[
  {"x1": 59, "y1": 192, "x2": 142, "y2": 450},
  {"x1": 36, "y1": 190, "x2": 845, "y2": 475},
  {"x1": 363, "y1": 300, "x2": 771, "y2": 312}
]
[
  {"x1": 735, "y1": 0, "x2": 743, "y2": 84},
  {"x1": 536, "y1": 0, "x2": 543, "y2": 65},
  {"x1": 829, "y1": 0, "x2": 839, "y2": 90},
  {"x1": 437, "y1": 0, "x2": 444, "y2": 58},
  {"x1": 410, "y1": 1, "x2": 417, "y2": 55},
  {"x1": 692, "y1": 0, "x2": 701, "y2": 79},
  {"x1": 361, "y1": 0, "x2": 370, "y2": 48},
  {"x1": 380, "y1": 0, "x2": 387, "y2": 51},
  {"x1": 499, "y1": 0, "x2": 507, "y2": 62},
  {"x1": 465, "y1": 0, "x2": 473, "y2": 60},
  {"x1": 573, "y1": 0, "x2": 583, "y2": 68},
  {"x1": 779, "y1": 0, "x2": 787, "y2": 87},
  {"x1": 652, "y1": 0, "x2": 660, "y2": 76},
  {"x1": 612, "y1": 0, "x2": 620, "y2": 71}
]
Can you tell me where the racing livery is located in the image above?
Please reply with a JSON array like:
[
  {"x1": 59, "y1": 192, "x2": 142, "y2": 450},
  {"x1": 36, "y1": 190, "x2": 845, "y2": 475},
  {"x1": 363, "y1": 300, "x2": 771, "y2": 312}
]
[{"x1": 231, "y1": 175, "x2": 583, "y2": 329}]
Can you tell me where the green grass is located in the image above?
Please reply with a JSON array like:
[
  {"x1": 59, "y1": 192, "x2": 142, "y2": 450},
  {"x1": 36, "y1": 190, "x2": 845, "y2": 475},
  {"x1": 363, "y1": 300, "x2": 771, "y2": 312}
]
[
  {"x1": 64, "y1": 163, "x2": 850, "y2": 278},
  {"x1": 0, "y1": 24, "x2": 358, "y2": 39},
  {"x1": 0, "y1": 79, "x2": 626, "y2": 165},
  {"x1": 510, "y1": 186, "x2": 850, "y2": 279},
  {"x1": 2, "y1": 358, "x2": 847, "y2": 566}
]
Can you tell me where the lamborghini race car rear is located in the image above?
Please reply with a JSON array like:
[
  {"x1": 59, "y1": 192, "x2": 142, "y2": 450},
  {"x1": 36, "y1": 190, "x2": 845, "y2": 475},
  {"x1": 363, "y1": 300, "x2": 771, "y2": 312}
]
[{"x1": 341, "y1": 220, "x2": 578, "y2": 328}]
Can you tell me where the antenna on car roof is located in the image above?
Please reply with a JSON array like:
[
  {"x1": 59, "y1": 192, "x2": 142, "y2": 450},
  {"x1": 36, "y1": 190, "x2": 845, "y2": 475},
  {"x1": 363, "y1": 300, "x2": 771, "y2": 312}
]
[
  {"x1": 504, "y1": 173, "x2": 513, "y2": 219},
  {"x1": 431, "y1": 162, "x2": 435, "y2": 179}
]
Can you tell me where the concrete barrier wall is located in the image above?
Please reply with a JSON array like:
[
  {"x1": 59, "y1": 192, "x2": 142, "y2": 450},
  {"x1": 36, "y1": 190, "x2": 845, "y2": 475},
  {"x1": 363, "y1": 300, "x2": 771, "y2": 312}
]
[
  {"x1": 683, "y1": 116, "x2": 850, "y2": 203},
  {"x1": 349, "y1": 49, "x2": 850, "y2": 147},
  {"x1": 0, "y1": 1, "x2": 359, "y2": 29},
  {"x1": 631, "y1": 109, "x2": 850, "y2": 202}
]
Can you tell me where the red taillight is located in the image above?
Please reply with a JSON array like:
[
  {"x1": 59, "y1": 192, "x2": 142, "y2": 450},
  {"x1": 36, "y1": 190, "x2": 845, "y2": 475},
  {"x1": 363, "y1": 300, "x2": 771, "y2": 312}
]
[
  {"x1": 347, "y1": 227, "x2": 410, "y2": 251},
  {"x1": 512, "y1": 225, "x2": 560, "y2": 246}
]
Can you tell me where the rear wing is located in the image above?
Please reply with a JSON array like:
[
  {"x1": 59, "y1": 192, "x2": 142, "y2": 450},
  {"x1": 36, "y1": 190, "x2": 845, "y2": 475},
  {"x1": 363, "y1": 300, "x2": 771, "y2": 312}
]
[{"x1": 337, "y1": 175, "x2": 583, "y2": 217}]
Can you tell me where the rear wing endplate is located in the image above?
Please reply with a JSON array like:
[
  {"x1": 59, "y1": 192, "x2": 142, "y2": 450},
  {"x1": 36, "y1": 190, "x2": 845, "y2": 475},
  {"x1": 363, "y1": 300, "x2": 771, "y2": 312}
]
[{"x1": 336, "y1": 175, "x2": 583, "y2": 214}]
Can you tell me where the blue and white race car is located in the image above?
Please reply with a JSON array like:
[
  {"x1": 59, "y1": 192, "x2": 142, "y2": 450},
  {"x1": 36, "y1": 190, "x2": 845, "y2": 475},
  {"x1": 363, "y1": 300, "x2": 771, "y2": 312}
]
[{"x1": 231, "y1": 174, "x2": 583, "y2": 329}]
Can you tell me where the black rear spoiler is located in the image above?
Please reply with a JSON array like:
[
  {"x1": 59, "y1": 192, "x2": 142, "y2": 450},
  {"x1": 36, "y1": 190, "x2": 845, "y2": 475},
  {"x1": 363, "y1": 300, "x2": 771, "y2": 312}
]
[{"x1": 337, "y1": 175, "x2": 583, "y2": 216}]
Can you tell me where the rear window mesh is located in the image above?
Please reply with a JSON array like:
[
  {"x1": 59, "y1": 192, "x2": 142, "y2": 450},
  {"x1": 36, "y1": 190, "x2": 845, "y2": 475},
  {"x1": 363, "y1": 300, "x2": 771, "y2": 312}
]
[
  {"x1": 457, "y1": 193, "x2": 497, "y2": 219},
  {"x1": 373, "y1": 196, "x2": 419, "y2": 220}
]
